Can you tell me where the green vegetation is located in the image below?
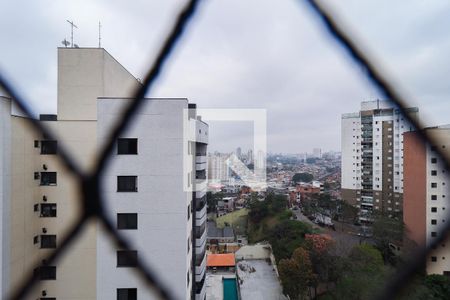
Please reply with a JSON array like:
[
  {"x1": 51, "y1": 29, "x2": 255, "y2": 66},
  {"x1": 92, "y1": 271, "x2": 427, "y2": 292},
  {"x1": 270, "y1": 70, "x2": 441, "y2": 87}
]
[
  {"x1": 207, "y1": 191, "x2": 223, "y2": 213},
  {"x1": 400, "y1": 274, "x2": 450, "y2": 299},
  {"x1": 247, "y1": 192, "x2": 313, "y2": 261},
  {"x1": 371, "y1": 212, "x2": 404, "y2": 264},
  {"x1": 279, "y1": 248, "x2": 315, "y2": 300},
  {"x1": 216, "y1": 208, "x2": 249, "y2": 236},
  {"x1": 292, "y1": 172, "x2": 314, "y2": 183}
]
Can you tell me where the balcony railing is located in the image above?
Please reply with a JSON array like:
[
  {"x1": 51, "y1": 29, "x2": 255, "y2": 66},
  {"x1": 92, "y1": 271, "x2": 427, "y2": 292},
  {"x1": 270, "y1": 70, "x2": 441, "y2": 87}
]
[{"x1": 195, "y1": 254, "x2": 206, "y2": 282}]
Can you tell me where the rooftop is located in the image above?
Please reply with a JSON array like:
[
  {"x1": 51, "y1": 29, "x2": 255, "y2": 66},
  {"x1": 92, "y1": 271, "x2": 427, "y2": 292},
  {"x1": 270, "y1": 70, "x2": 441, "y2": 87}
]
[
  {"x1": 207, "y1": 253, "x2": 236, "y2": 267},
  {"x1": 207, "y1": 221, "x2": 235, "y2": 239},
  {"x1": 237, "y1": 260, "x2": 287, "y2": 300}
]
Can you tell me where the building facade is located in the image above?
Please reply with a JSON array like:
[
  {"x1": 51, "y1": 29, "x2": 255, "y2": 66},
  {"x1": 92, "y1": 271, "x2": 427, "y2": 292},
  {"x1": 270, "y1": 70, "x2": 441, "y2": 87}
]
[
  {"x1": 341, "y1": 100, "x2": 418, "y2": 221},
  {"x1": 0, "y1": 48, "x2": 207, "y2": 299},
  {"x1": 404, "y1": 126, "x2": 450, "y2": 275}
]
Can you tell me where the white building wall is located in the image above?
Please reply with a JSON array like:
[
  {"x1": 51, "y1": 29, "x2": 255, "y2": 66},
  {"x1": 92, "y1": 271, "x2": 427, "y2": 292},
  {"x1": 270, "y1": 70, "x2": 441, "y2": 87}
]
[
  {"x1": 97, "y1": 98, "x2": 192, "y2": 300},
  {"x1": 341, "y1": 113, "x2": 360, "y2": 190},
  {"x1": 425, "y1": 129, "x2": 450, "y2": 274}
]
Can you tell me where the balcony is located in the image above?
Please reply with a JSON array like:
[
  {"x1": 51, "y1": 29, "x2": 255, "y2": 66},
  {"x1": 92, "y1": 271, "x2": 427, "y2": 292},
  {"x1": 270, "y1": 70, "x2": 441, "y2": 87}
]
[
  {"x1": 195, "y1": 274, "x2": 206, "y2": 300},
  {"x1": 195, "y1": 179, "x2": 207, "y2": 192},
  {"x1": 195, "y1": 222, "x2": 206, "y2": 239},
  {"x1": 196, "y1": 196, "x2": 206, "y2": 212},
  {"x1": 195, "y1": 225, "x2": 207, "y2": 249},
  {"x1": 195, "y1": 254, "x2": 206, "y2": 282},
  {"x1": 195, "y1": 248, "x2": 206, "y2": 266},
  {"x1": 196, "y1": 162, "x2": 207, "y2": 171},
  {"x1": 196, "y1": 206, "x2": 207, "y2": 228},
  {"x1": 196, "y1": 156, "x2": 207, "y2": 164},
  {"x1": 195, "y1": 190, "x2": 206, "y2": 199},
  {"x1": 196, "y1": 170, "x2": 206, "y2": 180}
]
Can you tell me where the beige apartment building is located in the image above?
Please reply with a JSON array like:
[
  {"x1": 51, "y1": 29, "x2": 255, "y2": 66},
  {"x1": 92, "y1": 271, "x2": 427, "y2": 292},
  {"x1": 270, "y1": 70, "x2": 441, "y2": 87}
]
[{"x1": 0, "y1": 48, "x2": 208, "y2": 299}]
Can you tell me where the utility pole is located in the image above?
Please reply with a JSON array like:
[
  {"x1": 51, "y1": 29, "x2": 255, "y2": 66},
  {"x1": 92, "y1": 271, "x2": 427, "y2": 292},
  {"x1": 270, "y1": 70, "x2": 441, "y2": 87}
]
[
  {"x1": 98, "y1": 21, "x2": 102, "y2": 48},
  {"x1": 66, "y1": 20, "x2": 78, "y2": 48}
]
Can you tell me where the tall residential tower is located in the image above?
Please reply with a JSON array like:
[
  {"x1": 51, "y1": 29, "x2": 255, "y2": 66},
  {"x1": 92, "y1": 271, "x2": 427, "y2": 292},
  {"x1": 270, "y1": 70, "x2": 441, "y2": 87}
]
[{"x1": 341, "y1": 100, "x2": 418, "y2": 221}]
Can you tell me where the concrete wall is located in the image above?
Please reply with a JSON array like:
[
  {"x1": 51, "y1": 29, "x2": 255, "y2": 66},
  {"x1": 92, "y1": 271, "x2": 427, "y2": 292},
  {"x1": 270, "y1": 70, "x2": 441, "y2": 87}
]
[
  {"x1": 403, "y1": 131, "x2": 426, "y2": 247},
  {"x1": 0, "y1": 97, "x2": 11, "y2": 298},
  {"x1": 57, "y1": 48, "x2": 140, "y2": 121},
  {"x1": 97, "y1": 98, "x2": 192, "y2": 300}
]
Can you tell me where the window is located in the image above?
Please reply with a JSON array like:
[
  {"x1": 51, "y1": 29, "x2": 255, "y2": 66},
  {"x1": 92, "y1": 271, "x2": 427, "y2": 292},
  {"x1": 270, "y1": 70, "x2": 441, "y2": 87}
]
[
  {"x1": 40, "y1": 172, "x2": 57, "y2": 186},
  {"x1": 431, "y1": 207, "x2": 437, "y2": 213},
  {"x1": 34, "y1": 266, "x2": 56, "y2": 280},
  {"x1": 117, "y1": 213, "x2": 138, "y2": 230},
  {"x1": 431, "y1": 158, "x2": 437, "y2": 164},
  {"x1": 431, "y1": 219, "x2": 437, "y2": 225},
  {"x1": 117, "y1": 176, "x2": 137, "y2": 192},
  {"x1": 117, "y1": 250, "x2": 138, "y2": 267},
  {"x1": 432, "y1": 232, "x2": 437, "y2": 237},
  {"x1": 431, "y1": 256, "x2": 437, "y2": 262},
  {"x1": 117, "y1": 138, "x2": 138, "y2": 155},
  {"x1": 432, "y1": 195, "x2": 437, "y2": 200},
  {"x1": 431, "y1": 170, "x2": 437, "y2": 176},
  {"x1": 40, "y1": 203, "x2": 57, "y2": 217},
  {"x1": 41, "y1": 140, "x2": 57, "y2": 155},
  {"x1": 431, "y1": 183, "x2": 437, "y2": 188},
  {"x1": 40, "y1": 235, "x2": 57, "y2": 248},
  {"x1": 117, "y1": 288, "x2": 137, "y2": 300}
]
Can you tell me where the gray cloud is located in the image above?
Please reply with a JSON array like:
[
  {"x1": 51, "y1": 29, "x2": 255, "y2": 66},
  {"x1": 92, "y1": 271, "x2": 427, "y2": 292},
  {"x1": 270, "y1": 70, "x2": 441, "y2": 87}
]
[{"x1": 0, "y1": 0, "x2": 449, "y2": 153}]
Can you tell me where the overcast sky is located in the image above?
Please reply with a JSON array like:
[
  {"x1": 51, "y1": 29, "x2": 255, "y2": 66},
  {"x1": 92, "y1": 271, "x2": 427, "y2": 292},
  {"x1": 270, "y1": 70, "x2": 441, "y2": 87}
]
[{"x1": 1, "y1": 0, "x2": 449, "y2": 153}]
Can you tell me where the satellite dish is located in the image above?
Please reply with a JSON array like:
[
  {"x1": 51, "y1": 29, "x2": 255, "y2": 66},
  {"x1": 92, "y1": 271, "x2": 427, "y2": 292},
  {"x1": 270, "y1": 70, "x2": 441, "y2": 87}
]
[{"x1": 61, "y1": 39, "x2": 70, "y2": 47}]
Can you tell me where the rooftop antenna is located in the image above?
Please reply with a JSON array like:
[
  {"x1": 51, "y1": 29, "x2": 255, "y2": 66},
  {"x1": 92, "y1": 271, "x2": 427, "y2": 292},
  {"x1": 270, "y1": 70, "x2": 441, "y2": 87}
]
[
  {"x1": 66, "y1": 20, "x2": 78, "y2": 48},
  {"x1": 98, "y1": 21, "x2": 102, "y2": 48},
  {"x1": 61, "y1": 39, "x2": 70, "y2": 48}
]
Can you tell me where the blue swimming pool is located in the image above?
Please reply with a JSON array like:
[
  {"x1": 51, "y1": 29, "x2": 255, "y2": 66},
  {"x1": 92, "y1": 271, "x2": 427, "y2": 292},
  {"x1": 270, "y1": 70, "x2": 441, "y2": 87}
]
[{"x1": 223, "y1": 277, "x2": 239, "y2": 300}]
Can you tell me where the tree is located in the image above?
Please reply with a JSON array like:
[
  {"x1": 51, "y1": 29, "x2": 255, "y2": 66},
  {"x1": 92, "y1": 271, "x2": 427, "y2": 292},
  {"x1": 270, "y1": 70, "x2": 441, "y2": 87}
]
[
  {"x1": 206, "y1": 191, "x2": 223, "y2": 213},
  {"x1": 304, "y1": 234, "x2": 338, "y2": 293},
  {"x1": 248, "y1": 198, "x2": 269, "y2": 223},
  {"x1": 372, "y1": 212, "x2": 404, "y2": 264},
  {"x1": 424, "y1": 274, "x2": 450, "y2": 299},
  {"x1": 399, "y1": 274, "x2": 450, "y2": 300},
  {"x1": 268, "y1": 220, "x2": 312, "y2": 260},
  {"x1": 292, "y1": 172, "x2": 314, "y2": 183},
  {"x1": 338, "y1": 201, "x2": 358, "y2": 223},
  {"x1": 269, "y1": 194, "x2": 288, "y2": 213},
  {"x1": 279, "y1": 248, "x2": 316, "y2": 300},
  {"x1": 332, "y1": 244, "x2": 386, "y2": 300}
]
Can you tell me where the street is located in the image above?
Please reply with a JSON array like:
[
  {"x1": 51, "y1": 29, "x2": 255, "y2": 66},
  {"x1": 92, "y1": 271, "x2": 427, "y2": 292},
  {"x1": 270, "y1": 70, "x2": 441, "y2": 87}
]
[{"x1": 292, "y1": 209, "x2": 372, "y2": 255}]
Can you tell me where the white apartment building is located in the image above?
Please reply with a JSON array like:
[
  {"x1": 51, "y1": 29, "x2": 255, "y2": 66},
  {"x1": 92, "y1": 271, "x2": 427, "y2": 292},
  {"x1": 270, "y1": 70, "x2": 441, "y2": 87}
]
[
  {"x1": 341, "y1": 100, "x2": 418, "y2": 221},
  {"x1": 207, "y1": 153, "x2": 231, "y2": 183},
  {"x1": 404, "y1": 126, "x2": 450, "y2": 276},
  {"x1": 0, "y1": 48, "x2": 207, "y2": 300}
]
